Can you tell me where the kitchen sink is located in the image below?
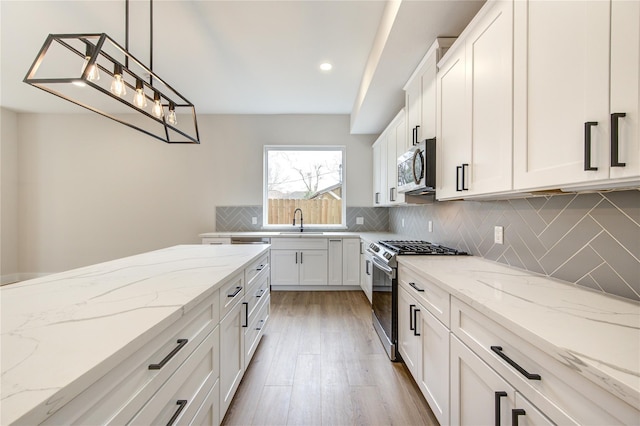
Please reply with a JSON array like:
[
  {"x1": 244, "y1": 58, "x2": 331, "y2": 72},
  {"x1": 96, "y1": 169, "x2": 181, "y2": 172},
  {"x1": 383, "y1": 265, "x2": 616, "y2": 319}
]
[{"x1": 278, "y1": 232, "x2": 324, "y2": 235}]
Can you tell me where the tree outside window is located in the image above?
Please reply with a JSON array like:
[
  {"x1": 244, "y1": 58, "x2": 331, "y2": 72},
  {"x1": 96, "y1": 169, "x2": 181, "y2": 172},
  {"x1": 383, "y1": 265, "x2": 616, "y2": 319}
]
[{"x1": 264, "y1": 146, "x2": 345, "y2": 227}]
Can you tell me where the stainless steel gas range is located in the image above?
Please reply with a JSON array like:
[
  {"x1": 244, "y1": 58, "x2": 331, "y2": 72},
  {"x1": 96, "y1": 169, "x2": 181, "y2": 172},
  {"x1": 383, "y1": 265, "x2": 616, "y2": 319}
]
[{"x1": 367, "y1": 240, "x2": 467, "y2": 361}]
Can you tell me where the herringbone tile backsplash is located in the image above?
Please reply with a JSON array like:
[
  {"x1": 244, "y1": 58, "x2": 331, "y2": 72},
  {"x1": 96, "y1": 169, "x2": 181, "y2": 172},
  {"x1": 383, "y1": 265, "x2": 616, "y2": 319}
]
[
  {"x1": 390, "y1": 190, "x2": 640, "y2": 302},
  {"x1": 216, "y1": 206, "x2": 389, "y2": 232}
]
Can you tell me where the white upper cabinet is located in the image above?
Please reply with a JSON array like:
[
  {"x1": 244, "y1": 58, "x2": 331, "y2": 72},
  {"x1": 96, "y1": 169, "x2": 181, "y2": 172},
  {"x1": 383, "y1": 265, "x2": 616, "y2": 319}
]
[
  {"x1": 371, "y1": 109, "x2": 407, "y2": 207},
  {"x1": 513, "y1": 0, "x2": 640, "y2": 190},
  {"x1": 405, "y1": 38, "x2": 456, "y2": 152},
  {"x1": 437, "y1": 0, "x2": 513, "y2": 200}
]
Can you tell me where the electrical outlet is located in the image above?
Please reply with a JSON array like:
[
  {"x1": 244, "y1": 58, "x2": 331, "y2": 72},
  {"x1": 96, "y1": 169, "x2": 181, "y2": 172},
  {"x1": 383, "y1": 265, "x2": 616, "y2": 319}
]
[
  {"x1": 428, "y1": 220, "x2": 433, "y2": 232},
  {"x1": 356, "y1": 217, "x2": 364, "y2": 225},
  {"x1": 494, "y1": 226, "x2": 504, "y2": 244},
  {"x1": 251, "y1": 217, "x2": 258, "y2": 225}
]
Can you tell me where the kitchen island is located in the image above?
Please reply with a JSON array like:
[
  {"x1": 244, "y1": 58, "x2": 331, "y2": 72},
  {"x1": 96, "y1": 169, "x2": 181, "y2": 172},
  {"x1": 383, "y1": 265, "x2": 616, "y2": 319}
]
[{"x1": 1, "y1": 244, "x2": 270, "y2": 425}]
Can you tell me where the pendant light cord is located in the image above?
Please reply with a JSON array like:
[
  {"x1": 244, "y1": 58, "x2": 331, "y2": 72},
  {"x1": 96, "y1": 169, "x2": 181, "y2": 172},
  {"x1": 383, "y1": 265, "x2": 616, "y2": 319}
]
[{"x1": 149, "y1": 0, "x2": 153, "y2": 85}]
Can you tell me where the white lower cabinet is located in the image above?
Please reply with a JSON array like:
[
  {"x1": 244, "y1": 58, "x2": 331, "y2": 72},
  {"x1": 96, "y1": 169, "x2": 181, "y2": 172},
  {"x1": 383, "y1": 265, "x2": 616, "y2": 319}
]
[
  {"x1": 342, "y1": 238, "x2": 361, "y2": 286},
  {"x1": 328, "y1": 239, "x2": 343, "y2": 285},
  {"x1": 219, "y1": 290, "x2": 246, "y2": 418},
  {"x1": 270, "y1": 238, "x2": 328, "y2": 286},
  {"x1": 360, "y1": 242, "x2": 373, "y2": 303},
  {"x1": 397, "y1": 268, "x2": 450, "y2": 425}
]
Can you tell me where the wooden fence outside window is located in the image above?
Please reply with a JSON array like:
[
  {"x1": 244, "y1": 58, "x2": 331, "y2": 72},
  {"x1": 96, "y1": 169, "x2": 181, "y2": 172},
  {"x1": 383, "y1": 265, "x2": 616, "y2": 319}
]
[{"x1": 268, "y1": 199, "x2": 342, "y2": 225}]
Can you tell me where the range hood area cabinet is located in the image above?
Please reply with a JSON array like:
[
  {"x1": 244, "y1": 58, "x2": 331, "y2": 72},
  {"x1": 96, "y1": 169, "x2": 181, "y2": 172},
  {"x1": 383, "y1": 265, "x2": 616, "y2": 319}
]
[
  {"x1": 513, "y1": 0, "x2": 639, "y2": 191},
  {"x1": 404, "y1": 37, "x2": 456, "y2": 150},
  {"x1": 434, "y1": 0, "x2": 639, "y2": 200}
]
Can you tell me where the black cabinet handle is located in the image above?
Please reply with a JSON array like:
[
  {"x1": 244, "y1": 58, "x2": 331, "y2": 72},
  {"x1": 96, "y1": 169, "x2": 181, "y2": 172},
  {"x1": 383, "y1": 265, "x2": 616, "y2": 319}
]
[
  {"x1": 166, "y1": 399, "x2": 187, "y2": 426},
  {"x1": 300, "y1": 252, "x2": 303, "y2": 264},
  {"x1": 456, "y1": 166, "x2": 462, "y2": 191},
  {"x1": 227, "y1": 286, "x2": 242, "y2": 298},
  {"x1": 415, "y1": 125, "x2": 420, "y2": 143},
  {"x1": 295, "y1": 252, "x2": 298, "y2": 264},
  {"x1": 242, "y1": 302, "x2": 249, "y2": 328},
  {"x1": 462, "y1": 163, "x2": 469, "y2": 190},
  {"x1": 390, "y1": 187, "x2": 396, "y2": 202},
  {"x1": 409, "y1": 304, "x2": 416, "y2": 331},
  {"x1": 491, "y1": 346, "x2": 541, "y2": 380},
  {"x1": 409, "y1": 282, "x2": 424, "y2": 292},
  {"x1": 256, "y1": 264, "x2": 265, "y2": 271},
  {"x1": 412, "y1": 126, "x2": 417, "y2": 145},
  {"x1": 413, "y1": 308, "x2": 421, "y2": 336},
  {"x1": 255, "y1": 319, "x2": 265, "y2": 331},
  {"x1": 584, "y1": 121, "x2": 598, "y2": 170},
  {"x1": 611, "y1": 113, "x2": 627, "y2": 167},
  {"x1": 256, "y1": 288, "x2": 265, "y2": 298},
  {"x1": 365, "y1": 259, "x2": 371, "y2": 276},
  {"x1": 149, "y1": 339, "x2": 188, "y2": 370},
  {"x1": 495, "y1": 391, "x2": 507, "y2": 426},
  {"x1": 512, "y1": 409, "x2": 526, "y2": 426},
  {"x1": 375, "y1": 192, "x2": 380, "y2": 204}
]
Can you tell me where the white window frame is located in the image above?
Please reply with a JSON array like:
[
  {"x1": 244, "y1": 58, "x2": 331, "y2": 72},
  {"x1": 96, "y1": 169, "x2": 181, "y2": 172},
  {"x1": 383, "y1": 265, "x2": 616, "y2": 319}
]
[{"x1": 263, "y1": 145, "x2": 347, "y2": 229}]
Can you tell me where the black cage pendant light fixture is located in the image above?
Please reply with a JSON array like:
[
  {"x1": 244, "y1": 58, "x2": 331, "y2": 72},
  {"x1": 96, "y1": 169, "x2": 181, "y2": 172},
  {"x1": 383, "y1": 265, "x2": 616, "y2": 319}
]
[{"x1": 23, "y1": 0, "x2": 200, "y2": 144}]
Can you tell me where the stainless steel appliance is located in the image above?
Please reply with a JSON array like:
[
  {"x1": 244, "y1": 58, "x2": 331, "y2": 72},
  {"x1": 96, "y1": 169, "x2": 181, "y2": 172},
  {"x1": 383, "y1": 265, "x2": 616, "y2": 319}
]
[
  {"x1": 397, "y1": 138, "x2": 436, "y2": 195},
  {"x1": 368, "y1": 240, "x2": 467, "y2": 360}
]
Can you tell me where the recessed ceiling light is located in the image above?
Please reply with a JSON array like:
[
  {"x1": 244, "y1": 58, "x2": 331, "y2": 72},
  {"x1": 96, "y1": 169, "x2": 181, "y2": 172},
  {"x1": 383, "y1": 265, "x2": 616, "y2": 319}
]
[{"x1": 320, "y1": 62, "x2": 333, "y2": 71}]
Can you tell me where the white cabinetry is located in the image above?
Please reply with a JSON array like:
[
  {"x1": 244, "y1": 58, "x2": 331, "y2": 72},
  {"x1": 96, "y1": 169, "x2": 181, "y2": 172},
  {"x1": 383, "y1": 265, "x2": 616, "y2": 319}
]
[
  {"x1": 437, "y1": 0, "x2": 513, "y2": 200},
  {"x1": 342, "y1": 238, "x2": 361, "y2": 287},
  {"x1": 202, "y1": 237, "x2": 232, "y2": 245},
  {"x1": 513, "y1": 0, "x2": 640, "y2": 191},
  {"x1": 360, "y1": 241, "x2": 373, "y2": 303},
  {"x1": 371, "y1": 109, "x2": 407, "y2": 206},
  {"x1": 405, "y1": 38, "x2": 456, "y2": 150},
  {"x1": 397, "y1": 264, "x2": 450, "y2": 425},
  {"x1": 270, "y1": 238, "x2": 328, "y2": 287},
  {"x1": 328, "y1": 239, "x2": 343, "y2": 286}
]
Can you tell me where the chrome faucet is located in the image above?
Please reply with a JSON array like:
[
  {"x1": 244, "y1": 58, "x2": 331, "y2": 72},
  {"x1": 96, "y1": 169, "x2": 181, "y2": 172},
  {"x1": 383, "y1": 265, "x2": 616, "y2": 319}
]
[{"x1": 292, "y1": 208, "x2": 304, "y2": 232}]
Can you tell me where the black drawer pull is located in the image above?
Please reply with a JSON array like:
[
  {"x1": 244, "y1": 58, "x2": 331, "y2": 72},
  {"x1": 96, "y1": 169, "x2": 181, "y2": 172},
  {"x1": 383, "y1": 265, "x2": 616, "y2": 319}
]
[
  {"x1": 456, "y1": 165, "x2": 462, "y2": 191},
  {"x1": 256, "y1": 288, "x2": 265, "y2": 298},
  {"x1": 584, "y1": 121, "x2": 598, "y2": 170},
  {"x1": 512, "y1": 408, "x2": 526, "y2": 426},
  {"x1": 256, "y1": 264, "x2": 265, "y2": 271},
  {"x1": 227, "y1": 286, "x2": 242, "y2": 298},
  {"x1": 491, "y1": 346, "x2": 541, "y2": 380},
  {"x1": 166, "y1": 399, "x2": 187, "y2": 426},
  {"x1": 255, "y1": 319, "x2": 265, "y2": 331},
  {"x1": 409, "y1": 282, "x2": 424, "y2": 292},
  {"x1": 413, "y1": 308, "x2": 421, "y2": 336},
  {"x1": 243, "y1": 302, "x2": 249, "y2": 328},
  {"x1": 495, "y1": 391, "x2": 507, "y2": 426},
  {"x1": 409, "y1": 304, "x2": 416, "y2": 331},
  {"x1": 461, "y1": 163, "x2": 469, "y2": 190},
  {"x1": 149, "y1": 339, "x2": 188, "y2": 370},
  {"x1": 611, "y1": 112, "x2": 627, "y2": 167}
]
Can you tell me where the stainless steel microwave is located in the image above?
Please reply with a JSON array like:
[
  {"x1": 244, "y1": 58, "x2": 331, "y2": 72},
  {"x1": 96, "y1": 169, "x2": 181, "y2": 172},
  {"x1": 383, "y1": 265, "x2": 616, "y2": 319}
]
[{"x1": 397, "y1": 138, "x2": 436, "y2": 195}]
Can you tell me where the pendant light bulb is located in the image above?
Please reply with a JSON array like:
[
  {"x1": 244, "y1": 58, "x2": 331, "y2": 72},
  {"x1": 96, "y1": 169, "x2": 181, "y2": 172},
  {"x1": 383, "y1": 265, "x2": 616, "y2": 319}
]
[
  {"x1": 152, "y1": 92, "x2": 164, "y2": 118},
  {"x1": 81, "y1": 45, "x2": 100, "y2": 82},
  {"x1": 167, "y1": 102, "x2": 178, "y2": 125},
  {"x1": 133, "y1": 80, "x2": 147, "y2": 108},
  {"x1": 110, "y1": 64, "x2": 127, "y2": 97}
]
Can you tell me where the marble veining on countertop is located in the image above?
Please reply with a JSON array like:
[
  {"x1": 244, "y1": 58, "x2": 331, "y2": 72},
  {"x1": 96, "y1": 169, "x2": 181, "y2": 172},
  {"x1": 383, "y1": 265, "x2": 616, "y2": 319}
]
[
  {"x1": 0, "y1": 244, "x2": 269, "y2": 425},
  {"x1": 397, "y1": 255, "x2": 640, "y2": 410}
]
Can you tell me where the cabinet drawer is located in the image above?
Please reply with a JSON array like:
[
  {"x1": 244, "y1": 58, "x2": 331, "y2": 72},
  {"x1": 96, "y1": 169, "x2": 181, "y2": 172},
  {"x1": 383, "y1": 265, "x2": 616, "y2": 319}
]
[
  {"x1": 219, "y1": 271, "x2": 245, "y2": 319},
  {"x1": 191, "y1": 377, "x2": 220, "y2": 426},
  {"x1": 202, "y1": 237, "x2": 231, "y2": 245},
  {"x1": 130, "y1": 326, "x2": 220, "y2": 425},
  {"x1": 245, "y1": 292, "x2": 270, "y2": 366},
  {"x1": 246, "y1": 269, "x2": 269, "y2": 319},
  {"x1": 42, "y1": 291, "x2": 220, "y2": 425},
  {"x1": 245, "y1": 252, "x2": 269, "y2": 288},
  {"x1": 270, "y1": 237, "x2": 328, "y2": 250},
  {"x1": 398, "y1": 264, "x2": 450, "y2": 327},
  {"x1": 451, "y1": 297, "x2": 638, "y2": 425}
]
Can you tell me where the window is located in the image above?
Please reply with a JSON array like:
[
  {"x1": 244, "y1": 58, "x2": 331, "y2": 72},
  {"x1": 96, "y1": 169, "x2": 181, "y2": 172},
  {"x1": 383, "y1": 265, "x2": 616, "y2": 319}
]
[{"x1": 264, "y1": 146, "x2": 346, "y2": 227}]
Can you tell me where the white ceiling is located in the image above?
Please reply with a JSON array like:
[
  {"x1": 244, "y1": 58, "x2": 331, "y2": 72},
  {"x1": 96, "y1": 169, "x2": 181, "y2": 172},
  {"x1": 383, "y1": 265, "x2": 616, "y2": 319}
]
[{"x1": 0, "y1": 0, "x2": 484, "y2": 134}]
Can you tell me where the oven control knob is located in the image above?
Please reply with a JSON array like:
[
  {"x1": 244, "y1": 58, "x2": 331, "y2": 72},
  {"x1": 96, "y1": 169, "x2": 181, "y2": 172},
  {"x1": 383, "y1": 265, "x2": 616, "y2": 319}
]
[
  {"x1": 369, "y1": 243, "x2": 379, "y2": 252},
  {"x1": 383, "y1": 252, "x2": 392, "y2": 260}
]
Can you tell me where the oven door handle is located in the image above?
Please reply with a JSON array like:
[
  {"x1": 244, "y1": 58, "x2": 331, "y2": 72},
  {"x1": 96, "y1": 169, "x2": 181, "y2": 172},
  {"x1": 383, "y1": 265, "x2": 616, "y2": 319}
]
[{"x1": 371, "y1": 256, "x2": 395, "y2": 277}]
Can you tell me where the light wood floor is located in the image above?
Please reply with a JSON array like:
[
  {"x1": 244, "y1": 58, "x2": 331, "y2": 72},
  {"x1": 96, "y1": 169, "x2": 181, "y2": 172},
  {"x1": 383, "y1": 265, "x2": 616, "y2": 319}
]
[{"x1": 222, "y1": 291, "x2": 438, "y2": 426}]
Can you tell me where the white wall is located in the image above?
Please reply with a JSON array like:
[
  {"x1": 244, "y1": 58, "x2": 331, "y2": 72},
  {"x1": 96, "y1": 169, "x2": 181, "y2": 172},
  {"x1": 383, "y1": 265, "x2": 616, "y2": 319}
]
[
  {"x1": 1, "y1": 108, "x2": 19, "y2": 284},
  {"x1": 8, "y1": 112, "x2": 374, "y2": 276}
]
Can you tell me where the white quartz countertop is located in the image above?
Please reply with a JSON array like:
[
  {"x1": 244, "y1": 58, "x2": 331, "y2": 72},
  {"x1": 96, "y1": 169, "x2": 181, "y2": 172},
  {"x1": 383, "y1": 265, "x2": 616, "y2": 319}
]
[
  {"x1": 397, "y1": 255, "x2": 640, "y2": 409},
  {"x1": 199, "y1": 231, "x2": 403, "y2": 243},
  {"x1": 0, "y1": 244, "x2": 269, "y2": 425}
]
